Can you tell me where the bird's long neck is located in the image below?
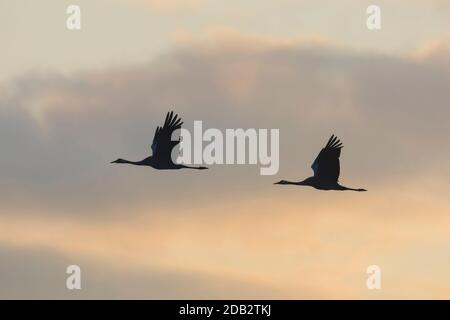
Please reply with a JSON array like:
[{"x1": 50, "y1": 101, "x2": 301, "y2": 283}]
[
  {"x1": 112, "y1": 158, "x2": 145, "y2": 165},
  {"x1": 295, "y1": 179, "x2": 311, "y2": 186},
  {"x1": 293, "y1": 177, "x2": 316, "y2": 186},
  {"x1": 125, "y1": 160, "x2": 143, "y2": 165},
  {"x1": 288, "y1": 180, "x2": 308, "y2": 185},
  {"x1": 277, "y1": 178, "x2": 313, "y2": 186}
]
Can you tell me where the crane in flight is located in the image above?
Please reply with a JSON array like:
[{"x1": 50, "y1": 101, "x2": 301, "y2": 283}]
[
  {"x1": 111, "y1": 111, "x2": 207, "y2": 170},
  {"x1": 275, "y1": 135, "x2": 366, "y2": 191}
]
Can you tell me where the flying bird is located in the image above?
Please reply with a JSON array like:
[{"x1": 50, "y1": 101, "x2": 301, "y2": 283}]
[
  {"x1": 275, "y1": 135, "x2": 366, "y2": 191},
  {"x1": 111, "y1": 111, "x2": 207, "y2": 170}
]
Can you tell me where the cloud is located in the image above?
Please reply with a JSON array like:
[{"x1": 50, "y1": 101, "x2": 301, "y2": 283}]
[
  {"x1": 129, "y1": 0, "x2": 204, "y2": 12},
  {"x1": 1, "y1": 31, "x2": 450, "y2": 298},
  {"x1": 171, "y1": 26, "x2": 335, "y2": 50},
  {"x1": 414, "y1": 35, "x2": 450, "y2": 69},
  {"x1": 1, "y1": 32, "x2": 449, "y2": 214},
  {"x1": 1, "y1": 190, "x2": 450, "y2": 299},
  {"x1": 0, "y1": 244, "x2": 283, "y2": 299}
]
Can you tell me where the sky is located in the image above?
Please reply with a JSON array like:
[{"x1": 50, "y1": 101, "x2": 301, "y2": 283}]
[{"x1": 0, "y1": 0, "x2": 450, "y2": 299}]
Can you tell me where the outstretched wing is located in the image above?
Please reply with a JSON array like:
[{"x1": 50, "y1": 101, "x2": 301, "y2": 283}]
[
  {"x1": 150, "y1": 111, "x2": 183, "y2": 164},
  {"x1": 311, "y1": 135, "x2": 343, "y2": 182}
]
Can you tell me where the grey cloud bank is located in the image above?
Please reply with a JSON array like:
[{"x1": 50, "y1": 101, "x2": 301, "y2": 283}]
[
  {"x1": 0, "y1": 38, "x2": 449, "y2": 215},
  {"x1": 0, "y1": 245, "x2": 283, "y2": 299}
]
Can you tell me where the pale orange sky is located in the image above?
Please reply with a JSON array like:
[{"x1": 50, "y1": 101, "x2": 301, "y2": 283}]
[
  {"x1": 0, "y1": 0, "x2": 450, "y2": 299},
  {"x1": 1, "y1": 0, "x2": 450, "y2": 79}
]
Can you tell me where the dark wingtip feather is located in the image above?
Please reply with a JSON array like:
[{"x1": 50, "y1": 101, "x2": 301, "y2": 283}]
[
  {"x1": 171, "y1": 113, "x2": 183, "y2": 129},
  {"x1": 165, "y1": 111, "x2": 178, "y2": 129},
  {"x1": 326, "y1": 135, "x2": 335, "y2": 148},
  {"x1": 331, "y1": 139, "x2": 341, "y2": 147},
  {"x1": 327, "y1": 135, "x2": 344, "y2": 149},
  {"x1": 163, "y1": 111, "x2": 170, "y2": 128},
  {"x1": 173, "y1": 115, "x2": 181, "y2": 126}
]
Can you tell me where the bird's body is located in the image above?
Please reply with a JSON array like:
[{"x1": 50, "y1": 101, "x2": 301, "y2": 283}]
[
  {"x1": 275, "y1": 135, "x2": 366, "y2": 192},
  {"x1": 111, "y1": 111, "x2": 207, "y2": 170}
]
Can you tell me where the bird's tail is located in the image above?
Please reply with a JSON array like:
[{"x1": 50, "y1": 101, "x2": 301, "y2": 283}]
[
  {"x1": 346, "y1": 187, "x2": 367, "y2": 192},
  {"x1": 182, "y1": 165, "x2": 208, "y2": 170}
]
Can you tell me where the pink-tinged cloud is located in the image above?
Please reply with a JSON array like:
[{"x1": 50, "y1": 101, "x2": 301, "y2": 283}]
[
  {"x1": 130, "y1": 0, "x2": 204, "y2": 12},
  {"x1": 1, "y1": 31, "x2": 450, "y2": 298},
  {"x1": 414, "y1": 35, "x2": 450, "y2": 69}
]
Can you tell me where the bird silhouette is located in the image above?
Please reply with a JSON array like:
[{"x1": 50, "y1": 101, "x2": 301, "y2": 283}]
[
  {"x1": 111, "y1": 111, "x2": 207, "y2": 170},
  {"x1": 275, "y1": 135, "x2": 366, "y2": 191}
]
